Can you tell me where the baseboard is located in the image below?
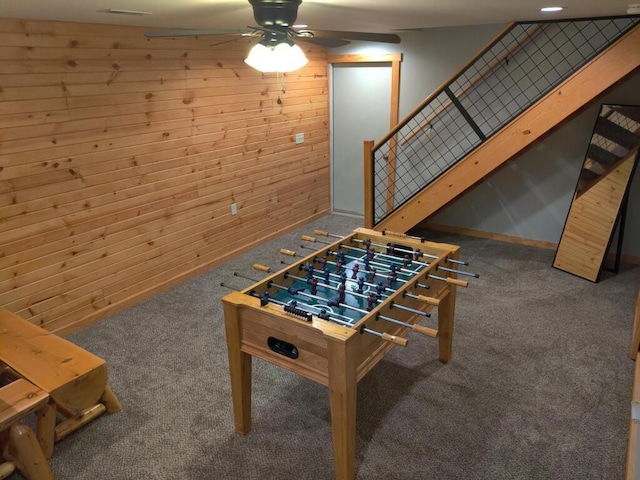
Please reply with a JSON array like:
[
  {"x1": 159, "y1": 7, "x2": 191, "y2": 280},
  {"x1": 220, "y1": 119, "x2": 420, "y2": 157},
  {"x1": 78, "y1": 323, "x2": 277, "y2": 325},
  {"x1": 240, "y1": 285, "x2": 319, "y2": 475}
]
[
  {"x1": 417, "y1": 222, "x2": 640, "y2": 265},
  {"x1": 54, "y1": 209, "x2": 331, "y2": 337}
]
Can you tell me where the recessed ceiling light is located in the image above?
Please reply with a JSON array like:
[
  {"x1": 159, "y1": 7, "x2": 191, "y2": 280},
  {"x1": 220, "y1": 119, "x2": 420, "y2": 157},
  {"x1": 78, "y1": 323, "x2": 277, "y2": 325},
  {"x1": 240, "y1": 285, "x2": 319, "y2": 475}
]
[{"x1": 540, "y1": 6, "x2": 564, "y2": 12}]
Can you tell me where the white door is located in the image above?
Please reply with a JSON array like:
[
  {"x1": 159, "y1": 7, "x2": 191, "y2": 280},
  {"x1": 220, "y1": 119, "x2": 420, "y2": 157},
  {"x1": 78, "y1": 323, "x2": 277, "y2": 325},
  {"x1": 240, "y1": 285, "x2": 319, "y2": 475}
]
[{"x1": 331, "y1": 64, "x2": 392, "y2": 216}]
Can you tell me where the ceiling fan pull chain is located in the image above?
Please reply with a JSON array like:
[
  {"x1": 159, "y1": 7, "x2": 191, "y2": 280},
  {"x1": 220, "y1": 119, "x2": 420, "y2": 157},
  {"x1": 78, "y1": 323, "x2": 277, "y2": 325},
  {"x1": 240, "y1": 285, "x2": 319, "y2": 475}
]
[{"x1": 275, "y1": 71, "x2": 286, "y2": 104}]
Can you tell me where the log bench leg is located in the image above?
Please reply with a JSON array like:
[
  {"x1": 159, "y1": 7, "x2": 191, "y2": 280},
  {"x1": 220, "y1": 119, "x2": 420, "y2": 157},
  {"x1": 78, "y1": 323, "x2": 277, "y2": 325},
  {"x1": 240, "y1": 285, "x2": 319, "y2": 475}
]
[
  {"x1": 36, "y1": 401, "x2": 56, "y2": 459},
  {"x1": 3, "y1": 424, "x2": 54, "y2": 480},
  {"x1": 100, "y1": 386, "x2": 123, "y2": 414},
  {"x1": 0, "y1": 461, "x2": 16, "y2": 479}
]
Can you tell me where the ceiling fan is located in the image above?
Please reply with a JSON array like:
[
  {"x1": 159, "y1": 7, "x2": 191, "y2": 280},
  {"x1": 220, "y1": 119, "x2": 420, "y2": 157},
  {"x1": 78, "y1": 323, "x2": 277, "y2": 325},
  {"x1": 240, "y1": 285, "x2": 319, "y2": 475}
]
[{"x1": 144, "y1": 0, "x2": 401, "y2": 51}]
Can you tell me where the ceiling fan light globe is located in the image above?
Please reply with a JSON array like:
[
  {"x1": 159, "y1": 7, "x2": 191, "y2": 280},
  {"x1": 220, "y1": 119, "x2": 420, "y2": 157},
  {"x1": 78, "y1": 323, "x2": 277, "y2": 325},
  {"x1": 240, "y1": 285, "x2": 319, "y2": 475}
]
[
  {"x1": 244, "y1": 41, "x2": 308, "y2": 73},
  {"x1": 244, "y1": 43, "x2": 277, "y2": 72},
  {"x1": 272, "y1": 42, "x2": 308, "y2": 72}
]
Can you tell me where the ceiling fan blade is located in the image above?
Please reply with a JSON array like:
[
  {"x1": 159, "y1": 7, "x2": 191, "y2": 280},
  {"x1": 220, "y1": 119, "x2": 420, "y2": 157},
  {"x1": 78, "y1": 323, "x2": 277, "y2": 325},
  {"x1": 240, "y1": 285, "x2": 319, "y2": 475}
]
[
  {"x1": 144, "y1": 29, "x2": 248, "y2": 38},
  {"x1": 295, "y1": 36, "x2": 351, "y2": 48},
  {"x1": 302, "y1": 30, "x2": 401, "y2": 44}
]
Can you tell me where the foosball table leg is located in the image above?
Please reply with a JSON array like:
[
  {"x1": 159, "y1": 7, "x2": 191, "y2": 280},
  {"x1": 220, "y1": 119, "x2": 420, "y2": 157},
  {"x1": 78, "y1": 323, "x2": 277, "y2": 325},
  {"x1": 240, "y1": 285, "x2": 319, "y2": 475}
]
[
  {"x1": 224, "y1": 304, "x2": 253, "y2": 434},
  {"x1": 327, "y1": 339, "x2": 357, "y2": 480}
]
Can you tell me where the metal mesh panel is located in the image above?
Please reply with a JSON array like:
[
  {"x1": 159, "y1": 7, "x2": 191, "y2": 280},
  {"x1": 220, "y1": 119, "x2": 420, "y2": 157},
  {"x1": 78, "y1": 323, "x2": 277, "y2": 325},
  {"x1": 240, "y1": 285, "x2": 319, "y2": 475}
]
[{"x1": 370, "y1": 16, "x2": 640, "y2": 225}]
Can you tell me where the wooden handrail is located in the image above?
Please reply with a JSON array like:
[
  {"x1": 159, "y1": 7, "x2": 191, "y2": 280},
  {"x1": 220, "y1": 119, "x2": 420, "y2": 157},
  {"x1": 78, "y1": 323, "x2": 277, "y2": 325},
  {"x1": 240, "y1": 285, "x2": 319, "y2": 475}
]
[
  {"x1": 372, "y1": 22, "x2": 517, "y2": 152},
  {"x1": 400, "y1": 23, "x2": 545, "y2": 147}
]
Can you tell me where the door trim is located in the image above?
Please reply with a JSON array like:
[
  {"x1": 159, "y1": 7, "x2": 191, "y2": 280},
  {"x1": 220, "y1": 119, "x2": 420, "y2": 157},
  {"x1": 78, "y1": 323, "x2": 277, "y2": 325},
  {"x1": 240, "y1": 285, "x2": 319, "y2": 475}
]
[{"x1": 328, "y1": 53, "x2": 403, "y2": 216}]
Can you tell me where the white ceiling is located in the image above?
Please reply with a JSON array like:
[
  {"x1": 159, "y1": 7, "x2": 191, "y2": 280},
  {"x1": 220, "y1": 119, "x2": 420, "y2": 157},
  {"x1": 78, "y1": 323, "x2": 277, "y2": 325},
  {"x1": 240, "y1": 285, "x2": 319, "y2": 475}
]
[{"x1": 1, "y1": 0, "x2": 638, "y2": 36}]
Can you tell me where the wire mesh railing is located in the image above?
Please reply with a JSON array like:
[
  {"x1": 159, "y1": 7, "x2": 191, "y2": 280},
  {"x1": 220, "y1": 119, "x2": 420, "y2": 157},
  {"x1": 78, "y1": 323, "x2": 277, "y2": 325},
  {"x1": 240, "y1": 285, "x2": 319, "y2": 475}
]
[{"x1": 369, "y1": 16, "x2": 640, "y2": 226}]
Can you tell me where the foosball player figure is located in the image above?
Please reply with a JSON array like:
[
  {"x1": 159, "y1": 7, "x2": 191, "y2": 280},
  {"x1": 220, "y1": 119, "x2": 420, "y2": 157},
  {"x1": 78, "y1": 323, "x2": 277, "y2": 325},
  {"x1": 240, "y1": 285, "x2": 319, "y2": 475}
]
[
  {"x1": 351, "y1": 263, "x2": 360, "y2": 279},
  {"x1": 368, "y1": 268, "x2": 377, "y2": 283},
  {"x1": 367, "y1": 293, "x2": 377, "y2": 311},
  {"x1": 308, "y1": 277, "x2": 318, "y2": 295},
  {"x1": 323, "y1": 268, "x2": 331, "y2": 284}
]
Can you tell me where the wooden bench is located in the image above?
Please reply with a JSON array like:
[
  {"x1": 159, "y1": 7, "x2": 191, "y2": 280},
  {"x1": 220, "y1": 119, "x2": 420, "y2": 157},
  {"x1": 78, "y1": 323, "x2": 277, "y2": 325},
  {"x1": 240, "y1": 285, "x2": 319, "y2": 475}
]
[
  {"x1": 0, "y1": 378, "x2": 54, "y2": 480},
  {"x1": 0, "y1": 307, "x2": 122, "y2": 451}
]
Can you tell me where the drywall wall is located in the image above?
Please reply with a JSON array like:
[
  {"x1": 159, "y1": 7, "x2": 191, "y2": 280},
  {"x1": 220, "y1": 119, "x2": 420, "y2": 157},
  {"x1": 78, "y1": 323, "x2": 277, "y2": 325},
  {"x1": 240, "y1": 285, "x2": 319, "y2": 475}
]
[{"x1": 330, "y1": 23, "x2": 640, "y2": 257}]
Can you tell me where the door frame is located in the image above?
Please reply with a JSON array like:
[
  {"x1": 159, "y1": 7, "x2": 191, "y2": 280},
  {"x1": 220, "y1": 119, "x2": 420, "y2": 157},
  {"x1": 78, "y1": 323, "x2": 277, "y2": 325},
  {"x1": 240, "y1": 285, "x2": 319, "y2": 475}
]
[{"x1": 328, "y1": 53, "x2": 403, "y2": 216}]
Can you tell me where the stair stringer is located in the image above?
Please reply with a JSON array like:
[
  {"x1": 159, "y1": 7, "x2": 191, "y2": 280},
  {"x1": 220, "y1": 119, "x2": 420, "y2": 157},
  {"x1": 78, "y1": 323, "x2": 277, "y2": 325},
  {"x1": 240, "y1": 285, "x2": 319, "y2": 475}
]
[{"x1": 374, "y1": 23, "x2": 640, "y2": 234}]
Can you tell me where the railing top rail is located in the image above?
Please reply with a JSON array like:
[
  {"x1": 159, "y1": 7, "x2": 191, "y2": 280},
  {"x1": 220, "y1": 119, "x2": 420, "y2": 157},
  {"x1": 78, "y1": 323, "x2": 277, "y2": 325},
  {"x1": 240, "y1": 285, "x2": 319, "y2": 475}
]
[
  {"x1": 372, "y1": 15, "x2": 640, "y2": 152},
  {"x1": 372, "y1": 21, "x2": 516, "y2": 150}
]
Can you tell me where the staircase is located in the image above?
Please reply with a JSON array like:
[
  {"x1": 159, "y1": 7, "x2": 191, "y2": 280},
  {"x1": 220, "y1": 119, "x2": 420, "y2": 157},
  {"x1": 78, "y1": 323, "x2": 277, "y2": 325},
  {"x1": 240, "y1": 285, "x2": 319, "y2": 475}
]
[
  {"x1": 365, "y1": 16, "x2": 640, "y2": 233},
  {"x1": 553, "y1": 105, "x2": 640, "y2": 282}
]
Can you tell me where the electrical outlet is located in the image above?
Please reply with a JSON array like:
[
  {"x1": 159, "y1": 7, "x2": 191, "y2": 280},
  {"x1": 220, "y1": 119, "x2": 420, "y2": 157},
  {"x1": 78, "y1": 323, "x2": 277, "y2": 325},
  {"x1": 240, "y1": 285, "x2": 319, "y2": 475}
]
[
  {"x1": 295, "y1": 133, "x2": 304, "y2": 144},
  {"x1": 231, "y1": 203, "x2": 237, "y2": 216}
]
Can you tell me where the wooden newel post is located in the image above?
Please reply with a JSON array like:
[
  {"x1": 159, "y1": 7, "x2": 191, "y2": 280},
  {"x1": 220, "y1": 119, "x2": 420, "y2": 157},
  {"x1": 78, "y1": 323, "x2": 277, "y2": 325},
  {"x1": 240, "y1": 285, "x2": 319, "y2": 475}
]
[{"x1": 364, "y1": 140, "x2": 375, "y2": 229}]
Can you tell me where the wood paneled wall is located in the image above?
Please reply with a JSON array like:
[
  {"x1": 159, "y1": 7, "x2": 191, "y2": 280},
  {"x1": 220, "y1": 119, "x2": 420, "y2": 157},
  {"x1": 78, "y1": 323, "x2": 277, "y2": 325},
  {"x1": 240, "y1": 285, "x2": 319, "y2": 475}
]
[{"x1": 0, "y1": 18, "x2": 331, "y2": 334}]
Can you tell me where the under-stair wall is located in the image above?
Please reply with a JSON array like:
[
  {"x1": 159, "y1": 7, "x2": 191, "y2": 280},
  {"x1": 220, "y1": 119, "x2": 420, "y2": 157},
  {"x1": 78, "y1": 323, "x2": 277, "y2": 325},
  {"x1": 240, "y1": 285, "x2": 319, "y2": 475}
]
[
  {"x1": 553, "y1": 105, "x2": 640, "y2": 281},
  {"x1": 367, "y1": 17, "x2": 640, "y2": 234}
]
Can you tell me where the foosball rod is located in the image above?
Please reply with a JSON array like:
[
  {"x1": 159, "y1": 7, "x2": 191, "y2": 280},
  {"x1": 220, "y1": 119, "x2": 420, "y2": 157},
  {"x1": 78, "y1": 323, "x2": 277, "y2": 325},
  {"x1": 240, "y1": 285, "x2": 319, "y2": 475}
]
[
  {"x1": 301, "y1": 235, "x2": 331, "y2": 245},
  {"x1": 328, "y1": 249, "x2": 421, "y2": 277},
  {"x1": 254, "y1": 294, "x2": 355, "y2": 325},
  {"x1": 402, "y1": 291, "x2": 441, "y2": 306},
  {"x1": 415, "y1": 276, "x2": 467, "y2": 291},
  {"x1": 302, "y1": 260, "x2": 398, "y2": 295},
  {"x1": 286, "y1": 269, "x2": 393, "y2": 300},
  {"x1": 256, "y1": 261, "x2": 391, "y2": 297},
  {"x1": 298, "y1": 245, "x2": 405, "y2": 277},
  {"x1": 305, "y1": 236, "x2": 476, "y2": 279},
  {"x1": 224, "y1": 282, "x2": 387, "y2": 343},
  {"x1": 337, "y1": 242, "x2": 431, "y2": 268},
  {"x1": 340, "y1": 242, "x2": 478, "y2": 278},
  {"x1": 223, "y1": 280, "x2": 355, "y2": 326},
  {"x1": 312, "y1": 229, "x2": 468, "y2": 265},
  {"x1": 265, "y1": 281, "x2": 432, "y2": 340},
  {"x1": 283, "y1": 271, "x2": 374, "y2": 302},
  {"x1": 296, "y1": 247, "x2": 467, "y2": 287},
  {"x1": 264, "y1": 281, "x2": 407, "y2": 345}
]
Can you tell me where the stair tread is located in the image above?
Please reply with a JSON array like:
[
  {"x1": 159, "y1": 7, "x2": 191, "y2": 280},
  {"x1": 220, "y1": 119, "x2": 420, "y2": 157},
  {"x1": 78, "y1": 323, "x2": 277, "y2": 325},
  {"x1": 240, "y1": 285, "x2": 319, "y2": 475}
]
[
  {"x1": 587, "y1": 144, "x2": 621, "y2": 164},
  {"x1": 611, "y1": 105, "x2": 640, "y2": 124},
  {"x1": 595, "y1": 117, "x2": 640, "y2": 148}
]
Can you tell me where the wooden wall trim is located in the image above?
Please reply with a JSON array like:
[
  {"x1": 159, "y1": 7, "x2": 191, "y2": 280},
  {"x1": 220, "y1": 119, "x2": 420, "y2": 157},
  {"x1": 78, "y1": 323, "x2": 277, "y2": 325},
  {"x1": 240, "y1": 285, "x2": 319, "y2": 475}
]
[{"x1": 421, "y1": 221, "x2": 640, "y2": 265}]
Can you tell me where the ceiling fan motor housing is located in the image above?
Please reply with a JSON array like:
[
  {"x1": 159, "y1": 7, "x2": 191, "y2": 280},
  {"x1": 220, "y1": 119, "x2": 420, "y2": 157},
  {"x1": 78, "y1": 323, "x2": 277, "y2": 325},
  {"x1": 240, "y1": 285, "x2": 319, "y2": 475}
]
[{"x1": 249, "y1": 0, "x2": 302, "y2": 27}]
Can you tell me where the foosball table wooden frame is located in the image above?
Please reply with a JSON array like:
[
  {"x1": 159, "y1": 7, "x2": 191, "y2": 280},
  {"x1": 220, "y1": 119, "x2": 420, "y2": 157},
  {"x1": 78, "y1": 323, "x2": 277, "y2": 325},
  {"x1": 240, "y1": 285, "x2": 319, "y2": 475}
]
[{"x1": 222, "y1": 227, "x2": 468, "y2": 480}]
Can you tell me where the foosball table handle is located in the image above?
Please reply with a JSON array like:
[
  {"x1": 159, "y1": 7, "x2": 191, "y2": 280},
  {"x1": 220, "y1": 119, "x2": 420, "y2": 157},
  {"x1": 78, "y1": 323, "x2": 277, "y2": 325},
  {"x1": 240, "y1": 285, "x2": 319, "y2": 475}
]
[
  {"x1": 446, "y1": 277, "x2": 469, "y2": 287},
  {"x1": 383, "y1": 230, "x2": 408, "y2": 238},
  {"x1": 381, "y1": 333, "x2": 409, "y2": 346},
  {"x1": 412, "y1": 324, "x2": 439, "y2": 338},
  {"x1": 280, "y1": 248, "x2": 297, "y2": 257},
  {"x1": 416, "y1": 294, "x2": 441, "y2": 306},
  {"x1": 253, "y1": 264, "x2": 271, "y2": 272}
]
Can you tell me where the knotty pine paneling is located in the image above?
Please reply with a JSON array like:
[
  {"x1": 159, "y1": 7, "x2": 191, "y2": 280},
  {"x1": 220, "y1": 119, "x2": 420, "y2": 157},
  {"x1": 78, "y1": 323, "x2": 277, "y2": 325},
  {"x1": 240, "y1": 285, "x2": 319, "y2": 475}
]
[{"x1": 0, "y1": 17, "x2": 331, "y2": 334}]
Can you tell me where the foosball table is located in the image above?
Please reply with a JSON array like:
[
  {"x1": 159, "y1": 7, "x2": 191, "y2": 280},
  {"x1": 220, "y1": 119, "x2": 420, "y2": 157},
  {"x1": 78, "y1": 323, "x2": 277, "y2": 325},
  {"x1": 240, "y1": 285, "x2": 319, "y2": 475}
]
[{"x1": 222, "y1": 227, "x2": 474, "y2": 480}]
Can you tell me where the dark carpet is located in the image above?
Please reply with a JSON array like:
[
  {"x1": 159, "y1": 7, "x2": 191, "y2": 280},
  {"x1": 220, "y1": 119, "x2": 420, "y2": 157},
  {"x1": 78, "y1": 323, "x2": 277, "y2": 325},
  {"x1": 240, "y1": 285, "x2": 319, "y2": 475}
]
[{"x1": 14, "y1": 214, "x2": 639, "y2": 480}]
